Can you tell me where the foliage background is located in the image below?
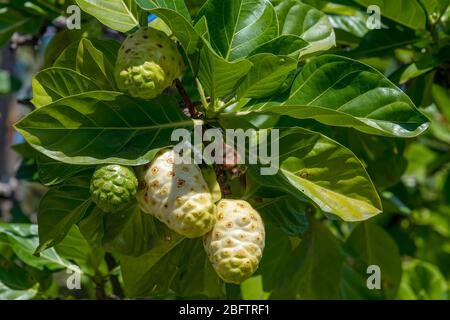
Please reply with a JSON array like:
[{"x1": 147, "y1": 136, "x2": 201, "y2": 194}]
[{"x1": 0, "y1": 0, "x2": 449, "y2": 300}]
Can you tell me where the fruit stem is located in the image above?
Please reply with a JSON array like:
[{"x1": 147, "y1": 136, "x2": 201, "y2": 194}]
[{"x1": 175, "y1": 78, "x2": 198, "y2": 118}]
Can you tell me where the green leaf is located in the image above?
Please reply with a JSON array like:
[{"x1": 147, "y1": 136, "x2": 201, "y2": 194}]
[
  {"x1": 241, "y1": 55, "x2": 429, "y2": 138},
  {"x1": 257, "y1": 223, "x2": 293, "y2": 292},
  {"x1": 55, "y1": 226, "x2": 104, "y2": 276},
  {"x1": 432, "y1": 83, "x2": 450, "y2": 121},
  {"x1": 342, "y1": 222, "x2": 402, "y2": 299},
  {"x1": 35, "y1": 170, "x2": 93, "y2": 254},
  {"x1": 274, "y1": 0, "x2": 335, "y2": 56},
  {"x1": 0, "y1": 224, "x2": 72, "y2": 271},
  {"x1": 121, "y1": 237, "x2": 225, "y2": 298},
  {"x1": 0, "y1": 7, "x2": 30, "y2": 47},
  {"x1": 15, "y1": 92, "x2": 195, "y2": 165},
  {"x1": 0, "y1": 282, "x2": 38, "y2": 300},
  {"x1": 397, "y1": 260, "x2": 448, "y2": 300},
  {"x1": 255, "y1": 195, "x2": 309, "y2": 236},
  {"x1": 335, "y1": 128, "x2": 407, "y2": 188},
  {"x1": 270, "y1": 219, "x2": 344, "y2": 299},
  {"x1": 345, "y1": 28, "x2": 419, "y2": 58},
  {"x1": 32, "y1": 68, "x2": 101, "y2": 108},
  {"x1": 75, "y1": 0, "x2": 144, "y2": 32},
  {"x1": 197, "y1": 42, "x2": 253, "y2": 99},
  {"x1": 198, "y1": 0, "x2": 278, "y2": 61},
  {"x1": 241, "y1": 275, "x2": 270, "y2": 300},
  {"x1": 248, "y1": 35, "x2": 309, "y2": 59},
  {"x1": 236, "y1": 54, "x2": 298, "y2": 99},
  {"x1": 353, "y1": 0, "x2": 426, "y2": 30},
  {"x1": 43, "y1": 22, "x2": 103, "y2": 68},
  {"x1": 136, "y1": 0, "x2": 191, "y2": 21},
  {"x1": 54, "y1": 38, "x2": 120, "y2": 90},
  {"x1": 102, "y1": 205, "x2": 158, "y2": 257},
  {"x1": 245, "y1": 127, "x2": 382, "y2": 221},
  {"x1": 37, "y1": 155, "x2": 88, "y2": 186},
  {"x1": 136, "y1": 0, "x2": 202, "y2": 55},
  {"x1": 328, "y1": 14, "x2": 369, "y2": 39}
]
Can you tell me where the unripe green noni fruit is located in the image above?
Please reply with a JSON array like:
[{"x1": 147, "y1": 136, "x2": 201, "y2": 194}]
[
  {"x1": 137, "y1": 149, "x2": 215, "y2": 238},
  {"x1": 115, "y1": 27, "x2": 184, "y2": 99},
  {"x1": 90, "y1": 164, "x2": 138, "y2": 213},
  {"x1": 203, "y1": 199, "x2": 265, "y2": 284}
]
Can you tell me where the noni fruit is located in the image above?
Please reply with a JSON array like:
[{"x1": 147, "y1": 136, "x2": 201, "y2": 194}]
[
  {"x1": 90, "y1": 164, "x2": 138, "y2": 213},
  {"x1": 203, "y1": 199, "x2": 265, "y2": 284},
  {"x1": 115, "y1": 27, "x2": 184, "y2": 99},
  {"x1": 137, "y1": 149, "x2": 215, "y2": 238}
]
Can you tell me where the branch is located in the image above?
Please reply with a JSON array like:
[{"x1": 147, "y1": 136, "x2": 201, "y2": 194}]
[
  {"x1": 174, "y1": 79, "x2": 198, "y2": 118},
  {"x1": 104, "y1": 253, "x2": 124, "y2": 299}
]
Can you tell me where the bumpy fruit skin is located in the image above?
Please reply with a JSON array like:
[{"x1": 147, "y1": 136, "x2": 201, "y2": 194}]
[
  {"x1": 90, "y1": 165, "x2": 138, "y2": 213},
  {"x1": 137, "y1": 149, "x2": 215, "y2": 238},
  {"x1": 115, "y1": 27, "x2": 184, "y2": 99},
  {"x1": 204, "y1": 199, "x2": 265, "y2": 284}
]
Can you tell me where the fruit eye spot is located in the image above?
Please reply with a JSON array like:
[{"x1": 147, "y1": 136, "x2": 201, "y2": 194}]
[
  {"x1": 226, "y1": 222, "x2": 233, "y2": 228},
  {"x1": 177, "y1": 179, "x2": 186, "y2": 188},
  {"x1": 151, "y1": 167, "x2": 159, "y2": 175},
  {"x1": 138, "y1": 181, "x2": 147, "y2": 190}
]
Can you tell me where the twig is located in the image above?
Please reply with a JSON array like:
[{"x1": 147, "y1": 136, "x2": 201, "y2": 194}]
[
  {"x1": 104, "y1": 253, "x2": 124, "y2": 299},
  {"x1": 174, "y1": 79, "x2": 198, "y2": 118}
]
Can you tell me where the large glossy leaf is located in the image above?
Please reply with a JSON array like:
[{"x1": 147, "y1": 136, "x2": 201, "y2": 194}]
[
  {"x1": 249, "y1": 35, "x2": 310, "y2": 59},
  {"x1": 75, "y1": 0, "x2": 145, "y2": 32},
  {"x1": 0, "y1": 282, "x2": 38, "y2": 300},
  {"x1": 274, "y1": 0, "x2": 335, "y2": 56},
  {"x1": 54, "y1": 226, "x2": 105, "y2": 276},
  {"x1": 136, "y1": 0, "x2": 202, "y2": 54},
  {"x1": 35, "y1": 171, "x2": 93, "y2": 254},
  {"x1": 198, "y1": 0, "x2": 278, "y2": 60},
  {"x1": 345, "y1": 28, "x2": 418, "y2": 58},
  {"x1": 270, "y1": 219, "x2": 344, "y2": 299},
  {"x1": 255, "y1": 195, "x2": 309, "y2": 236},
  {"x1": 341, "y1": 222, "x2": 402, "y2": 299},
  {"x1": 353, "y1": 0, "x2": 426, "y2": 30},
  {"x1": 397, "y1": 260, "x2": 448, "y2": 300},
  {"x1": 0, "y1": 224, "x2": 71, "y2": 271},
  {"x1": 197, "y1": 42, "x2": 253, "y2": 99},
  {"x1": 236, "y1": 53, "x2": 297, "y2": 99},
  {"x1": 54, "y1": 38, "x2": 120, "y2": 90},
  {"x1": 136, "y1": 0, "x2": 191, "y2": 21},
  {"x1": 328, "y1": 14, "x2": 369, "y2": 39},
  {"x1": 241, "y1": 55, "x2": 429, "y2": 137},
  {"x1": 32, "y1": 68, "x2": 101, "y2": 108},
  {"x1": 15, "y1": 92, "x2": 195, "y2": 165},
  {"x1": 102, "y1": 205, "x2": 159, "y2": 256},
  {"x1": 244, "y1": 127, "x2": 382, "y2": 221},
  {"x1": 121, "y1": 238, "x2": 225, "y2": 298},
  {"x1": 335, "y1": 128, "x2": 407, "y2": 188},
  {"x1": 37, "y1": 155, "x2": 88, "y2": 186},
  {"x1": 256, "y1": 223, "x2": 293, "y2": 292}
]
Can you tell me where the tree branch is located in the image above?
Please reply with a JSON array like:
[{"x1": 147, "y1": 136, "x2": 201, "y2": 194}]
[{"x1": 174, "y1": 79, "x2": 198, "y2": 118}]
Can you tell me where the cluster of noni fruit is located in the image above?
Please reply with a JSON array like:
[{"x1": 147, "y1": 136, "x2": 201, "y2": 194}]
[{"x1": 89, "y1": 27, "x2": 265, "y2": 284}]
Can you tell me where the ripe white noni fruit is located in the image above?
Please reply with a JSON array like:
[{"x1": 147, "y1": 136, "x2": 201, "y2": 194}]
[
  {"x1": 136, "y1": 149, "x2": 215, "y2": 238},
  {"x1": 204, "y1": 199, "x2": 265, "y2": 284}
]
